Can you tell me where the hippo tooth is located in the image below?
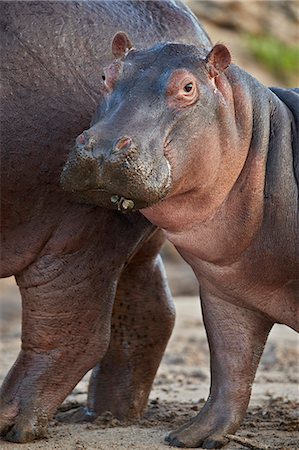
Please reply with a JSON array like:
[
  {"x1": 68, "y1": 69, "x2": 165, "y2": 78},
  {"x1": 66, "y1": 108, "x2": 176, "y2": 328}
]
[
  {"x1": 122, "y1": 199, "x2": 134, "y2": 209},
  {"x1": 110, "y1": 194, "x2": 120, "y2": 204},
  {"x1": 118, "y1": 198, "x2": 135, "y2": 211}
]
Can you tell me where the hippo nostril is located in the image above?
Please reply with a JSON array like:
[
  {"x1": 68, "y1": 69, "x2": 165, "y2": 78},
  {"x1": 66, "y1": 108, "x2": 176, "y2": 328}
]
[
  {"x1": 76, "y1": 133, "x2": 85, "y2": 145},
  {"x1": 115, "y1": 136, "x2": 132, "y2": 151},
  {"x1": 75, "y1": 130, "x2": 97, "y2": 150},
  {"x1": 76, "y1": 131, "x2": 96, "y2": 149}
]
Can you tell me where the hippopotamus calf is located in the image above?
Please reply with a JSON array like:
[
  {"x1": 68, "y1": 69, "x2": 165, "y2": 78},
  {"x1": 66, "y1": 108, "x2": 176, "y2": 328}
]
[
  {"x1": 0, "y1": 0, "x2": 212, "y2": 443},
  {"x1": 62, "y1": 33, "x2": 299, "y2": 448}
]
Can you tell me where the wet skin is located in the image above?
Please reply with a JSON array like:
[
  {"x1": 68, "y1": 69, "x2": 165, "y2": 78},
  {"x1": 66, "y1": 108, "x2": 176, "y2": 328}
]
[
  {"x1": 63, "y1": 35, "x2": 299, "y2": 448},
  {"x1": 0, "y1": 1, "x2": 211, "y2": 443}
]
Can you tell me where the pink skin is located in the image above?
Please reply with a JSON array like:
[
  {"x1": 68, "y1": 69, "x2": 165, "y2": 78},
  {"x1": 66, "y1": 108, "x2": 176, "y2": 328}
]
[{"x1": 140, "y1": 44, "x2": 298, "y2": 447}]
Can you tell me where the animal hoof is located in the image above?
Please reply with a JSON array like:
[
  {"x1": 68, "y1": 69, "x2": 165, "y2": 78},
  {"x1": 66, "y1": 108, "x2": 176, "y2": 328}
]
[
  {"x1": 2, "y1": 418, "x2": 47, "y2": 443},
  {"x1": 166, "y1": 432, "x2": 228, "y2": 449},
  {"x1": 202, "y1": 438, "x2": 228, "y2": 449},
  {"x1": 0, "y1": 402, "x2": 48, "y2": 443},
  {"x1": 5, "y1": 425, "x2": 35, "y2": 443},
  {"x1": 165, "y1": 435, "x2": 186, "y2": 447},
  {"x1": 56, "y1": 406, "x2": 96, "y2": 423},
  {"x1": 165, "y1": 415, "x2": 231, "y2": 449}
]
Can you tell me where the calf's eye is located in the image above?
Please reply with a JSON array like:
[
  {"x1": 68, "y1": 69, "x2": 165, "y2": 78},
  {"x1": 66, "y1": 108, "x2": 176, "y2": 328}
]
[{"x1": 184, "y1": 82, "x2": 193, "y2": 93}]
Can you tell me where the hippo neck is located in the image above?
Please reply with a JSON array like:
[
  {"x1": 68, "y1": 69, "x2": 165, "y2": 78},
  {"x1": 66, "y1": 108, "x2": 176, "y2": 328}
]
[{"x1": 142, "y1": 67, "x2": 275, "y2": 266}]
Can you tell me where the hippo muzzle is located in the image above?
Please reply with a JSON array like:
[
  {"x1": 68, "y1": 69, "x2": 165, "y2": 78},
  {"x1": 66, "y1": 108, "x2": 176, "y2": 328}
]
[{"x1": 61, "y1": 127, "x2": 172, "y2": 211}]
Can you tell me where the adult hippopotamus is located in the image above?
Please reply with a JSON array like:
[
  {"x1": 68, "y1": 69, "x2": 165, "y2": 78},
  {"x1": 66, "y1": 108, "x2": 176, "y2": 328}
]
[
  {"x1": 62, "y1": 33, "x2": 299, "y2": 448},
  {"x1": 0, "y1": 1, "x2": 211, "y2": 443}
]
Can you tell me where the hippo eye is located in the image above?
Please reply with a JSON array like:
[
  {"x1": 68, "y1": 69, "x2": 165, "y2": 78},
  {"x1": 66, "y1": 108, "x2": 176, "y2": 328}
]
[
  {"x1": 167, "y1": 71, "x2": 198, "y2": 108},
  {"x1": 102, "y1": 74, "x2": 106, "y2": 81},
  {"x1": 184, "y1": 83, "x2": 193, "y2": 93}
]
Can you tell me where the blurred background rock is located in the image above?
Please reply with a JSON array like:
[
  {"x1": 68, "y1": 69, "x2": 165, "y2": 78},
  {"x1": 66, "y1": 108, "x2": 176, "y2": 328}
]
[
  {"x1": 188, "y1": 0, "x2": 298, "y2": 86},
  {"x1": 162, "y1": 0, "x2": 299, "y2": 296}
]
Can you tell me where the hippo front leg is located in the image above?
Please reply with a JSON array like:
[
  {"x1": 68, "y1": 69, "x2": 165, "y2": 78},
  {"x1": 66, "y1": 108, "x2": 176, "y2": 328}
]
[
  {"x1": 167, "y1": 287, "x2": 273, "y2": 449},
  {"x1": 59, "y1": 230, "x2": 175, "y2": 423},
  {"x1": 0, "y1": 241, "x2": 119, "y2": 442}
]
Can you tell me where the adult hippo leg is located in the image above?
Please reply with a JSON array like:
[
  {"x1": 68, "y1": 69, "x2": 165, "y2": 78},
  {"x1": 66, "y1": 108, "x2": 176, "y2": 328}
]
[
  {"x1": 0, "y1": 237, "x2": 115, "y2": 441},
  {"x1": 59, "y1": 230, "x2": 175, "y2": 422},
  {"x1": 167, "y1": 286, "x2": 273, "y2": 449},
  {"x1": 0, "y1": 208, "x2": 155, "y2": 443}
]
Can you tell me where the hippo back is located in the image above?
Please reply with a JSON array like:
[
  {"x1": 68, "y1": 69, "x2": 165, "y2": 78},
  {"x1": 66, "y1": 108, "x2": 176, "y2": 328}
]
[{"x1": 270, "y1": 87, "x2": 299, "y2": 191}]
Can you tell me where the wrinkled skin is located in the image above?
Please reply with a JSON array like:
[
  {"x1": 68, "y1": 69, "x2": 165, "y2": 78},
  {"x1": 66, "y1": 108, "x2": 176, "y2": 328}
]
[
  {"x1": 63, "y1": 36, "x2": 299, "y2": 448},
  {"x1": 0, "y1": 1, "x2": 211, "y2": 443}
]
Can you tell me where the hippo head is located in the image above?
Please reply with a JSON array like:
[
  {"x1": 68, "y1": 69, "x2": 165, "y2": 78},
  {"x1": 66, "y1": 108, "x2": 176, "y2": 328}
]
[{"x1": 61, "y1": 33, "x2": 231, "y2": 212}]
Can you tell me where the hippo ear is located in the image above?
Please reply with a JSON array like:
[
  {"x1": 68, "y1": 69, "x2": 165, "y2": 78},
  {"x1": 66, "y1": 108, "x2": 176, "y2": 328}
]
[
  {"x1": 206, "y1": 44, "x2": 231, "y2": 78},
  {"x1": 112, "y1": 32, "x2": 133, "y2": 58}
]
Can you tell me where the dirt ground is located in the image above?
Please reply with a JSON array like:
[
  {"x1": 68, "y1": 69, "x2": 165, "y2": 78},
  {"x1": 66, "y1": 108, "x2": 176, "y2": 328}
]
[{"x1": 0, "y1": 277, "x2": 298, "y2": 450}]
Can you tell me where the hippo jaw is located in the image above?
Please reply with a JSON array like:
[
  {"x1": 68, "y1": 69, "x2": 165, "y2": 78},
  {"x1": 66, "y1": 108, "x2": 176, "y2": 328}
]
[
  {"x1": 104, "y1": 155, "x2": 172, "y2": 211},
  {"x1": 61, "y1": 142, "x2": 172, "y2": 212}
]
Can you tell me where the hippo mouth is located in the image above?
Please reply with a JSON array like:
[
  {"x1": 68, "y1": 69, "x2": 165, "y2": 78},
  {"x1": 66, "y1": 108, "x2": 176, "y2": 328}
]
[
  {"x1": 62, "y1": 155, "x2": 172, "y2": 213},
  {"x1": 80, "y1": 188, "x2": 137, "y2": 212}
]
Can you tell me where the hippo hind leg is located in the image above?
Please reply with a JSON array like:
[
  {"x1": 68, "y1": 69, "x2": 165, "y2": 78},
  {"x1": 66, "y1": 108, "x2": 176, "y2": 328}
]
[
  {"x1": 58, "y1": 230, "x2": 175, "y2": 423},
  {"x1": 166, "y1": 288, "x2": 273, "y2": 449}
]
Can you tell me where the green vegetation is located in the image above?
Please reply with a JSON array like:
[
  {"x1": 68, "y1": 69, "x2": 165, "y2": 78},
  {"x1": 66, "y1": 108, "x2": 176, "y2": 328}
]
[{"x1": 246, "y1": 34, "x2": 299, "y2": 86}]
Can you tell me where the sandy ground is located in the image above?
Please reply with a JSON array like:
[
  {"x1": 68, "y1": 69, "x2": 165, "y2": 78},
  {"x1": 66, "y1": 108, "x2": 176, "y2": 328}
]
[{"x1": 0, "y1": 277, "x2": 298, "y2": 450}]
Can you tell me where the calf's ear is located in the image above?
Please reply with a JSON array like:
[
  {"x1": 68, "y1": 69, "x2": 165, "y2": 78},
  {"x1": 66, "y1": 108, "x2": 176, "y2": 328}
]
[
  {"x1": 206, "y1": 44, "x2": 231, "y2": 78},
  {"x1": 112, "y1": 32, "x2": 133, "y2": 58}
]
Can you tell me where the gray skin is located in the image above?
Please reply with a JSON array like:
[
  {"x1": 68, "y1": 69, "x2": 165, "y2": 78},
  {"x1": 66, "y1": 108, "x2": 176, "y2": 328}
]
[
  {"x1": 62, "y1": 35, "x2": 299, "y2": 448},
  {"x1": 0, "y1": 1, "x2": 211, "y2": 443}
]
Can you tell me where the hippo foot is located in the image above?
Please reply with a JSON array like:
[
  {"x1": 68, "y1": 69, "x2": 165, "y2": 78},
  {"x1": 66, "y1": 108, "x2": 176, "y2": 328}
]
[
  {"x1": 0, "y1": 402, "x2": 48, "y2": 443},
  {"x1": 166, "y1": 433, "x2": 228, "y2": 449},
  {"x1": 56, "y1": 406, "x2": 96, "y2": 424},
  {"x1": 165, "y1": 412, "x2": 235, "y2": 449}
]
